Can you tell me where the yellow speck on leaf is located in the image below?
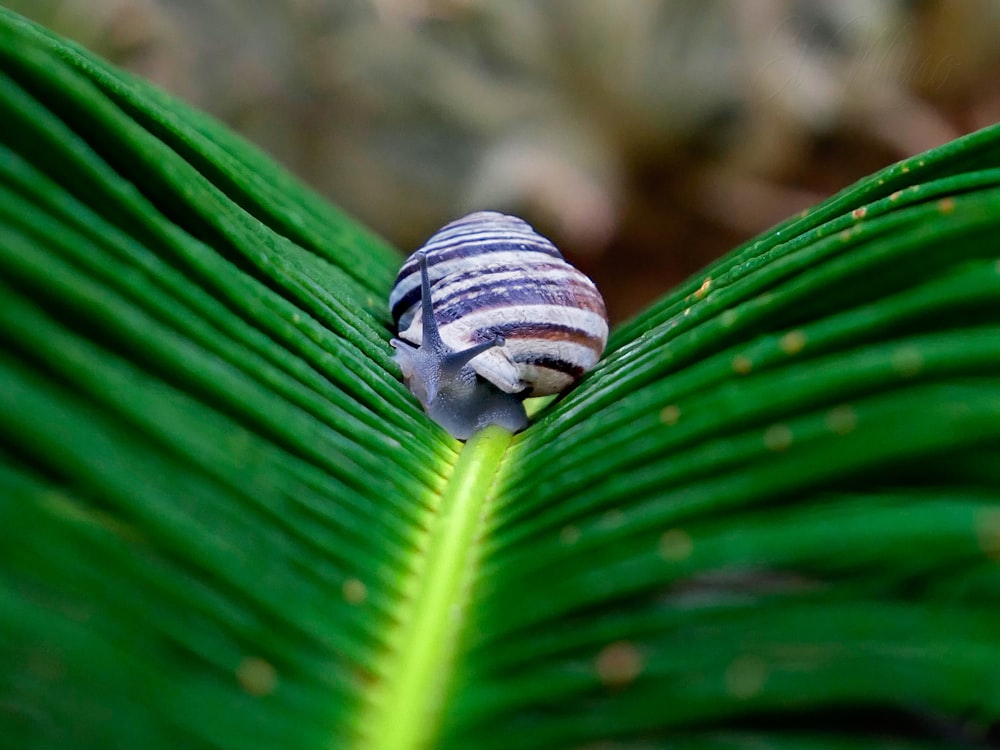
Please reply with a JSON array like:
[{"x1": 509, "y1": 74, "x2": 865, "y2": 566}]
[
  {"x1": 725, "y1": 655, "x2": 768, "y2": 700},
  {"x1": 596, "y1": 641, "x2": 644, "y2": 689},
  {"x1": 892, "y1": 347, "x2": 924, "y2": 378},
  {"x1": 779, "y1": 330, "x2": 807, "y2": 356},
  {"x1": 600, "y1": 509, "x2": 625, "y2": 529},
  {"x1": 660, "y1": 404, "x2": 681, "y2": 425},
  {"x1": 764, "y1": 423, "x2": 793, "y2": 452},
  {"x1": 732, "y1": 355, "x2": 753, "y2": 375},
  {"x1": 237, "y1": 657, "x2": 278, "y2": 697},
  {"x1": 343, "y1": 578, "x2": 368, "y2": 604},
  {"x1": 695, "y1": 277, "x2": 712, "y2": 299},
  {"x1": 977, "y1": 510, "x2": 1000, "y2": 560},
  {"x1": 826, "y1": 405, "x2": 858, "y2": 435},
  {"x1": 659, "y1": 529, "x2": 693, "y2": 561},
  {"x1": 560, "y1": 525, "x2": 581, "y2": 545}
]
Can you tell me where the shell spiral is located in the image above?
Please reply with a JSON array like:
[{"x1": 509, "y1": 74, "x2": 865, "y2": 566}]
[{"x1": 389, "y1": 211, "x2": 609, "y2": 400}]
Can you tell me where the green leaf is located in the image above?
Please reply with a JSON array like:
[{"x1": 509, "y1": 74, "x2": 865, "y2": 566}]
[{"x1": 3, "y1": 7, "x2": 1000, "y2": 750}]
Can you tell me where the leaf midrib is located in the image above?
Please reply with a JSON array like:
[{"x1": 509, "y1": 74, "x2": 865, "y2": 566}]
[{"x1": 358, "y1": 425, "x2": 513, "y2": 750}]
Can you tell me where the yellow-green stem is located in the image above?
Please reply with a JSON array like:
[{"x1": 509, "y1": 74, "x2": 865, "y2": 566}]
[{"x1": 357, "y1": 424, "x2": 513, "y2": 750}]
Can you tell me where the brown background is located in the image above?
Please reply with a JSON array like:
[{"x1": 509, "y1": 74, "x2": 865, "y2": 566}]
[{"x1": 8, "y1": 0, "x2": 1000, "y2": 323}]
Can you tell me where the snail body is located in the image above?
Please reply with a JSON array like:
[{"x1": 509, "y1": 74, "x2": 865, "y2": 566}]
[{"x1": 389, "y1": 211, "x2": 608, "y2": 439}]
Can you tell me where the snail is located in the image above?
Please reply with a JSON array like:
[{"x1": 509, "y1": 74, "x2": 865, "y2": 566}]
[{"x1": 389, "y1": 211, "x2": 609, "y2": 439}]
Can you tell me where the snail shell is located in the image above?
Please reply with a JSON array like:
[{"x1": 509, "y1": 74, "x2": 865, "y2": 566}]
[{"x1": 389, "y1": 211, "x2": 608, "y2": 439}]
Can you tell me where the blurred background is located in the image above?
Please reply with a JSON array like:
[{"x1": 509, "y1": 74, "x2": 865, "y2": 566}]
[{"x1": 6, "y1": 0, "x2": 1000, "y2": 323}]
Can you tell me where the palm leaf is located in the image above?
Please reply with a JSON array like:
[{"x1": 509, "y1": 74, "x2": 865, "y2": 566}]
[{"x1": 2, "y1": 8, "x2": 999, "y2": 749}]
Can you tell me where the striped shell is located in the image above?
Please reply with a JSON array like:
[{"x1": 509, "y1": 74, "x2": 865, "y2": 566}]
[{"x1": 390, "y1": 211, "x2": 609, "y2": 400}]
